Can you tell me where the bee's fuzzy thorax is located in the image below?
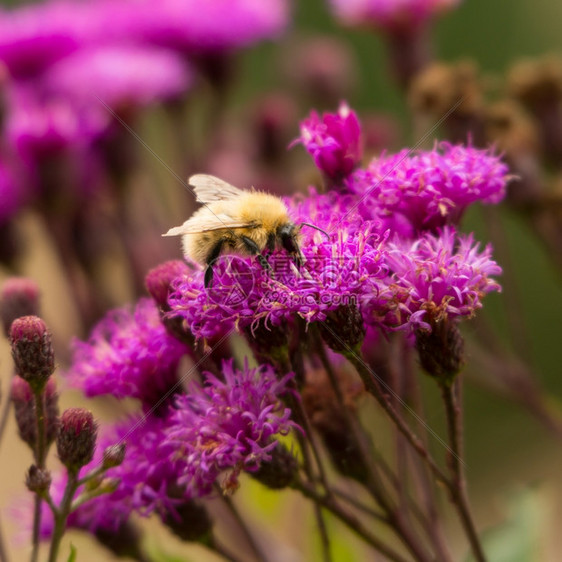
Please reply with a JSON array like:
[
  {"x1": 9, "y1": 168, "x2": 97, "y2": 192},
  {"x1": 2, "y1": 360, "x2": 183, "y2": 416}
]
[{"x1": 233, "y1": 191, "x2": 291, "y2": 231}]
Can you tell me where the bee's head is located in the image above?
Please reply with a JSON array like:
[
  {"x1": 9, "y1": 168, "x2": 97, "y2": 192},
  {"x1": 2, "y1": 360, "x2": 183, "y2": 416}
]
[{"x1": 277, "y1": 222, "x2": 299, "y2": 254}]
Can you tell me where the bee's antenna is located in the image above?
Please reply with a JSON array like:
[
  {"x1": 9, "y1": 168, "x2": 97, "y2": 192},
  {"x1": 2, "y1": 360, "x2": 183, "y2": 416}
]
[{"x1": 299, "y1": 222, "x2": 331, "y2": 240}]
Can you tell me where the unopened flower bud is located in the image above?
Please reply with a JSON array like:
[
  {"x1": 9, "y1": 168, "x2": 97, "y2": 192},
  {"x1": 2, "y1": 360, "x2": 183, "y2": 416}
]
[
  {"x1": 57, "y1": 408, "x2": 97, "y2": 470},
  {"x1": 102, "y1": 443, "x2": 126, "y2": 469},
  {"x1": 251, "y1": 443, "x2": 298, "y2": 490},
  {"x1": 145, "y1": 261, "x2": 196, "y2": 347},
  {"x1": 12, "y1": 377, "x2": 59, "y2": 450},
  {"x1": 145, "y1": 260, "x2": 188, "y2": 310},
  {"x1": 10, "y1": 316, "x2": 54, "y2": 390},
  {"x1": 416, "y1": 320, "x2": 465, "y2": 384},
  {"x1": 11, "y1": 377, "x2": 36, "y2": 448},
  {"x1": 508, "y1": 56, "x2": 562, "y2": 165},
  {"x1": 508, "y1": 55, "x2": 562, "y2": 108},
  {"x1": 319, "y1": 304, "x2": 365, "y2": 354},
  {"x1": 409, "y1": 60, "x2": 484, "y2": 142},
  {"x1": 243, "y1": 320, "x2": 289, "y2": 367},
  {"x1": 94, "y1": 521, "x2": 146, "y2": 560},
  {"x1": 26, "y1": 465, "x2": 51, "y2": 495},
  {"x1": 0, "y1": 278, "x2": 41, "y2": 337},
  {"x1": 161, "y1": 500, "x2": 213, "y2": 543}
]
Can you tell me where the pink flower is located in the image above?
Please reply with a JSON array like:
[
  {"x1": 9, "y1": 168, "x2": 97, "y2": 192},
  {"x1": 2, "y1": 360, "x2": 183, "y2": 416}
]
[{"x1": 293, "y1": 102, "x2": 362, "y2": 181}]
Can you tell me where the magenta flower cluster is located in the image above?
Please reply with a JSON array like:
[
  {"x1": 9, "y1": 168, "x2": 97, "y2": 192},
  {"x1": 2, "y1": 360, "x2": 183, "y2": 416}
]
[
  {"x1": 65, "y1": 298, "x2": 187, "y2": 410},
  {"x1": 167, "y1": 104, "x2": 507, "y2": 342},
  {"x1": 165, "y1": 361, "x2": 297, "y2": 494},
  {"x1": 37, "y1": 101, "x2": 507, "y2": 545},
  {"x1": 349, "y1": 141, "x2": 510, "y2": 235},
  {"x1": 42, "y1": 361, "x2": 297, "y2": 536}
]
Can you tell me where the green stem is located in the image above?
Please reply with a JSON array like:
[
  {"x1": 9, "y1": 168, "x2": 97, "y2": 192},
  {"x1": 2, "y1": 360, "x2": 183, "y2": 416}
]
[
  {"x1": 440, "y1": 382, "x2": 487, "y2": 562},
  {"x1": 47, "y1": 469, "x2": 79, "y2": 562},
  {"x1": 31, "y1": 389, "x2": 47, "y2": 562}
]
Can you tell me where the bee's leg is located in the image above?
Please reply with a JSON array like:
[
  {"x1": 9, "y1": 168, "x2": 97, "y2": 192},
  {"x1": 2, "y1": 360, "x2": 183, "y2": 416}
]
[
  {"x1": 256, "y1": 254, "x2": 272, "y2": 271},
  {"x1": 204, "y1": 239, "x2": 225, "y2": 288},
  {"x1": 266, "y1": 232, "x2": 276, "y2": 252},
  {"x1": 240, "y1": 236, "x2": 273, "y2": 273}
]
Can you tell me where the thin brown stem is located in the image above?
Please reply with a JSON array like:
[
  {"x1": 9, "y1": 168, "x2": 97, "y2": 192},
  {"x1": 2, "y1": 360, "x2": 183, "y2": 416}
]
[
  {"x1": 208, "y1": 537, "x2": 246, "y2": 562},
  {"x1": 0, "y1": 513, "x2": 9, "y2": 562},
  {"x1": 273, "y1": 347, "x2": 333, "y2": 561},
  {"x1": 293, "y1": 479, "x2": 412, "y2": 562},
  {"x1": 313, "y1": 335, "x2": 434, "y2": 562},
  {"x1": 220, "y1": 494, "x2": 267, "y2": 562},
  {"x1": 329, "y1": 486, "x2": 386, "y2": 521},
  {"x1": 344, "y1": 350, "x2": 450, "y2": 487},
  {"x1": 0, "y1": 396, "x2": 11, "y2": 450},
  {"x1": 401, "y1": 342, "x2": 454, "y2": 562},
  {"x1": 441, "y1": 382, "x2": 486, "y2": 562}
]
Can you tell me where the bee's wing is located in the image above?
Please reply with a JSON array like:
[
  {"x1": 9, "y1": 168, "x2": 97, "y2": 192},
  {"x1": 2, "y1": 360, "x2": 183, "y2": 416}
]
[
  {"x1": 163, "y1": 213, "x2": 252, "y2": 236},
  {"x1": 188, "y1": 174, "x2": 245, "y2": 203}
]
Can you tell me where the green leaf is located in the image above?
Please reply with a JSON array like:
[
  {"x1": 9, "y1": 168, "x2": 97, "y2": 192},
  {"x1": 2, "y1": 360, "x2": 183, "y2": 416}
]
[{"x1": 66, "y1": 543, "x2": 77, "y2": 562}]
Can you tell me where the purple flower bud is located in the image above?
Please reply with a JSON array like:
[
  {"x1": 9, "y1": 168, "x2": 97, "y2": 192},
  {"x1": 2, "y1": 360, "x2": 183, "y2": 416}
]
[
  {"x1": 251, "y1": 443, "x2": 298, "y2": 490},
  {"x1": 25, "y1": 465, "x2": 52, "y2": 495},
  {"x1": 10, "y1": 316, "x2": 54, "y2": 390},
  {"x1": 145, "y1": 260, "x2": 190, "y2": 310},
  {"x1": 318, "y1": 304, "x2": 365, "y2": 353},
  {"x1": 11, "y1": 376, "x2": 58, "y2": 448},
  {"x1": 293, "y1": 101, "x2": 362, "y2": 182},
  {"x1": 0, "y1": 277, "x2": 40, "y2": 337},
  {"x1": 11, "y1": 376, "x2": 36, "y2": 448},
  {"x1": 416, "y1": 319, "x2": 465, "y2": 383},
  {"x1": 57, "y1": 408, "x2": 97, "y2": 471},
  {"x1": 160, "y1": 500, "x2": 213, "y2": 543},
  {"x1": 102, "y1": 444, "x2": 126, "y2": 469}
]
